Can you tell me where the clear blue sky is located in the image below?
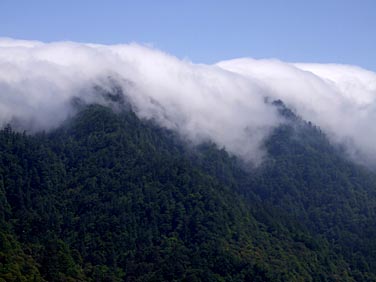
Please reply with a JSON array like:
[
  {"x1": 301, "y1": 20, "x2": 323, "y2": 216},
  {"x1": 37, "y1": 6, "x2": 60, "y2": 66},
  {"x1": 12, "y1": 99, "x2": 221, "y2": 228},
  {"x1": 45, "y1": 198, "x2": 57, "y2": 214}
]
[{"x1": 1, "y1": 0, "x2": 375, "y2": 71}]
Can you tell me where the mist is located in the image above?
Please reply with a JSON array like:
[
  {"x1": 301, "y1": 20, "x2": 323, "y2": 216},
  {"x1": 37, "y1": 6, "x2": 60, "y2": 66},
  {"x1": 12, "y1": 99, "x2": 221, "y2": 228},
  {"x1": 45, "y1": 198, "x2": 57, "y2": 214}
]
[{"x1": 1, "y1": 38, "x2": 375, "y2": 165}]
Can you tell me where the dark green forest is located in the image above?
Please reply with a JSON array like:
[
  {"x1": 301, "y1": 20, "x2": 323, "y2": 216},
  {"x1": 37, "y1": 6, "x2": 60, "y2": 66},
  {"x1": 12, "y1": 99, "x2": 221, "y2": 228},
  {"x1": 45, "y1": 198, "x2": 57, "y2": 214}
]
[{"x1": 1, "y1": 102, "x2": 376, "y2": 281}]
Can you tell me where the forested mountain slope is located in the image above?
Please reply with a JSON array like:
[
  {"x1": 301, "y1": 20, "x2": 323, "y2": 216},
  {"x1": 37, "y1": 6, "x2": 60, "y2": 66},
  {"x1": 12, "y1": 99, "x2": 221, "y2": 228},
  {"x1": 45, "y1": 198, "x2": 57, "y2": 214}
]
[
  {"x1": 0, "y1": 103, "x2": 375, "y2": 281},
  {"x1": 195, "y1": 101, "x2": 376, "y2": 281}
]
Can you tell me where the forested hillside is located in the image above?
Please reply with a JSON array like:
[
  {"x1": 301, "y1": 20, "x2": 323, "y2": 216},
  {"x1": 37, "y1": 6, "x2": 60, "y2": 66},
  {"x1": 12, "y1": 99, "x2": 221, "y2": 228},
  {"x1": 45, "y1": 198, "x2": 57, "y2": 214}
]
[{"x1": 1, "y1": 103, "x2": 376, "y2": 281}]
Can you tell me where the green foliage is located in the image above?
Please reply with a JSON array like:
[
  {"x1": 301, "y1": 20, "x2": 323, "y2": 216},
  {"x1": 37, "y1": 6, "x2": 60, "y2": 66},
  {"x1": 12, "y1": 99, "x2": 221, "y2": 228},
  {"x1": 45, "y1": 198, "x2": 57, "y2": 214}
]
[
  {"x1": 0, "y1": 104, "x2": 375, "y2": 281},
  {"x1": 194, "y1": 102, "x2": 376, "y2": 281},
  {"x1": 0, "y1": 231, "x2": 43, "y2": 282}
]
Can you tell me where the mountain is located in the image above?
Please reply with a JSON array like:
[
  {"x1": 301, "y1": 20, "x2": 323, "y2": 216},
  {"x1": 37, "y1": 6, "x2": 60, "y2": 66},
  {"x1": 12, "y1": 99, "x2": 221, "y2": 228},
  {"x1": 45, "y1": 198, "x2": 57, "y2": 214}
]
[
  {"x1": 195, "y1": 100, "x2": 376, "y2": 281},
  {"x1": 1, "y1": 103, "x2": 376, "y2": 281}
]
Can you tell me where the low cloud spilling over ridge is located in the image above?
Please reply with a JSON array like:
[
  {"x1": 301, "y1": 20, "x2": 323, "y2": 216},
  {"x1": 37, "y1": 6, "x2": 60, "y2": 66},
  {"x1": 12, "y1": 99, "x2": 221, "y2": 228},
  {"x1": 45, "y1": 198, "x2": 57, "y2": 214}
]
[{"x1": 1, "y1": 38, "x2": 375, "y2": 165}]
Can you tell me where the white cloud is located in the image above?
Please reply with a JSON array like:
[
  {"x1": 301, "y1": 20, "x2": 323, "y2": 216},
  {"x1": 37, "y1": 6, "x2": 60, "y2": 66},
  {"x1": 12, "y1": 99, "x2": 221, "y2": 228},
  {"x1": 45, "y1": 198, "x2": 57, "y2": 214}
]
[
  {"x1": 0, "y1": 38, "x2": 375, "y2": 165},
  {"x1": 218, "y1": 59, "x2": 376, "y2": 164}
]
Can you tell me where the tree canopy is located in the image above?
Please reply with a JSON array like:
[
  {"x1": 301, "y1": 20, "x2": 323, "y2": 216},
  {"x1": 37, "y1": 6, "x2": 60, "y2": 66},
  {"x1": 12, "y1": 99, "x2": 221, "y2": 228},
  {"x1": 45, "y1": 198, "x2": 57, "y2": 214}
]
[{"x1": 1, "y1": 104, "x2": 376, "y2": 281}]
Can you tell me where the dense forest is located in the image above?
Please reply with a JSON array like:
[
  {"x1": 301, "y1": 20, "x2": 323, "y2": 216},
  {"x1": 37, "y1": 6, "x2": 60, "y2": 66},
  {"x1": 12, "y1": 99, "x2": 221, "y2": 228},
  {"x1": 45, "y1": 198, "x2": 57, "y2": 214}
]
[{"x1": 1, "y1": 102, "x2": 376, "y2": 281}]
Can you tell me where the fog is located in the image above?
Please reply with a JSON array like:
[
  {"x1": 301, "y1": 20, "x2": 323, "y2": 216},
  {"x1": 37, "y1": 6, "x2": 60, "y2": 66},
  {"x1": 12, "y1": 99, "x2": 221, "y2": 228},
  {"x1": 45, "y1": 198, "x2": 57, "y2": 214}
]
[{"x1": 1, "y1": 38, "x2": 375, "y2": 165}]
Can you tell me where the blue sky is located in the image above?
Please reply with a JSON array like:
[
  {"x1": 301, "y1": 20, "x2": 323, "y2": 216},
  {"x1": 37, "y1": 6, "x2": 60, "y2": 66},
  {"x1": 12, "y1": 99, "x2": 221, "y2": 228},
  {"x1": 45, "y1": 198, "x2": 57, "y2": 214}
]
[{"x1": 1, "y1": 0, "x2": 375, "y2": 70}]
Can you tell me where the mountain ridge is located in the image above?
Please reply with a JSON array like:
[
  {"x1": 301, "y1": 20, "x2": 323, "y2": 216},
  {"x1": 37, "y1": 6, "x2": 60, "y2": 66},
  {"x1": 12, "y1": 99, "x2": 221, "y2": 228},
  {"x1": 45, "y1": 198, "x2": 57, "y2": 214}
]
[{"x1": 0, "y1": 103, "x2": 375, "y2": 281}]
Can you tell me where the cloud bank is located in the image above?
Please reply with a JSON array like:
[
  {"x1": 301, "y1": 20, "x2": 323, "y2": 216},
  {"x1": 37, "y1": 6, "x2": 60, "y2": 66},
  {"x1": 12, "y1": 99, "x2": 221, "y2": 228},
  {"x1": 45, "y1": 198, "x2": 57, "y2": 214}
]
[{"x1": 0, "y1": 38, "x2": 375, "y2": 165}]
